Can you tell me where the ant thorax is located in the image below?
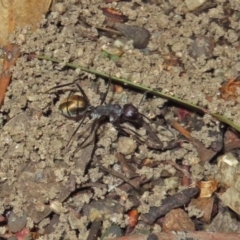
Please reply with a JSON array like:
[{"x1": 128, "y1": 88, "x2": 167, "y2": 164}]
[{"x1": 90, "y1": 104, "x2": 123, "y2": 122}]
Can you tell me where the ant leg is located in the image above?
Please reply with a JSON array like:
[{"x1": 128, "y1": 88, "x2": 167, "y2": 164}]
[
  {"x1": 118, "y1": 124, "x2": 164, "y2": 150},
  {"x1": 72, "y1": 117, "x2": 101, "y2": 155},
  {"x1": 46, "y1": 81, "x2": 77, "y2": 93}
]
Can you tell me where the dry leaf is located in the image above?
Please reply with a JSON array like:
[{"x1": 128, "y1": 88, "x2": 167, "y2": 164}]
[
  {"x1": 0, "y1": 0, "x2": 52, "y2": 46},
  {"x1": 219, "y1": 77, "x2": 240, "y2": 101},
  {"x1": 192, "y1": 180, "x2": 218, "y2": 198}
]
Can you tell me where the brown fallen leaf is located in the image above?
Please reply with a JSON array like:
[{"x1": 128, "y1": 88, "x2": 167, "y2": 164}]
[
  {"x1": 219, "y1": 77, "x2": 240, "y2": 101},
  {"x1": 192, "y1": 180, "x2": 218, "y2": 198},
  {"x1": 0, "y1": 0, "x2": 52, "y2": 46}
]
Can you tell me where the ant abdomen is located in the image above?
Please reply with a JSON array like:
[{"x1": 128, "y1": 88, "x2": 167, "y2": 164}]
[{"x1": 59, "y1": 95, "x2": 89, "y2": 118}]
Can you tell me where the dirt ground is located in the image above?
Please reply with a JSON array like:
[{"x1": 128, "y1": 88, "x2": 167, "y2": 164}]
[{"x1": 1, "y1": 0, "x2": 240, "y2": 239}]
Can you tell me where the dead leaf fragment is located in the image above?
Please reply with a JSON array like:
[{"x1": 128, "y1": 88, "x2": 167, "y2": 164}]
[
  {"x1": 0, "y1": 0, "x2": 52, "y2": 46},
  {"x1": 193, "y1": 180, "x2": 218, "y2": 198},
  {"x1": 219, "y1": 77, "x2": 240, "y2": 101}
]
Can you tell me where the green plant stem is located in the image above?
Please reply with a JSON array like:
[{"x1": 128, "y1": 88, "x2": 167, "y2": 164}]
[{"x1": 37, "y1": 55, "x2": 240, "y2": 132}]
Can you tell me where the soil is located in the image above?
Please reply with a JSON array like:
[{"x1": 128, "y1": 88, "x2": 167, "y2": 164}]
[{"x1": 1, "y1": 0, "x2": 240, "y2": 239}]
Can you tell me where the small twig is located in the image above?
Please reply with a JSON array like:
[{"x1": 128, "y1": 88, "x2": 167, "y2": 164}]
[
  {"x1": 98, "y1": 165, "x2": 140, "y2": 190},
  {"x1": 141, "y1": 187, "x2": 199, "y2": 225},
  {"x1": 115, "y1": 153, "x2": 138, "y2": 178}
]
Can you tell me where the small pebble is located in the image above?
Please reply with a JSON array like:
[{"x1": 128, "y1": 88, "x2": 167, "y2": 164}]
[
  {"x1": 50, "y1": 200, "x2": 63, "y2": 214},
  {"x1": 114, "y1": 23, "x2": 151, "y2": 49},
  {"x1": 7, "y1": 212, "x2": 27, "y2": 233},
  {"x1": 162, "y1": 208, "x2": 195, "y2": 231},
  {"x1": 117, "y1": 137, "x2": 137, "y2": 155},
  {"x1": 185, "y1": 0, "x2": 207, "y2": 11},
  {"x1": 53, "y1": 3, "x2": 66, "y2": 14},
  {"x1": 188, "y1": 36, "x2": 214, "y2": 59}
]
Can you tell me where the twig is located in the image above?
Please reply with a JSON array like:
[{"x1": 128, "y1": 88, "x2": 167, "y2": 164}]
[
  {"x1": 141, "y1": 187, "x2": 199, "y2": 225},
  {"x1": 98, "y1": 165, "x2": 140, "y2": 190}
]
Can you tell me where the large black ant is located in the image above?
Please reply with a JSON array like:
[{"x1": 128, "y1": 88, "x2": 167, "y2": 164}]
[{"x1": 48, "y1": 80, "x2": 179, "y2": 151}]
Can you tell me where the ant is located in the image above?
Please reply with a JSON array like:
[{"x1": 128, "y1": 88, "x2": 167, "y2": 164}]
[{"x1": 48, "y1": 80, "x2": 179, "y2": 151}]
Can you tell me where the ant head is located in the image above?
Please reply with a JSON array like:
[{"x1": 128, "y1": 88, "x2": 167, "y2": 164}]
[{"x1": 122, "y1": 104, "x2": 139, "y2": 121}]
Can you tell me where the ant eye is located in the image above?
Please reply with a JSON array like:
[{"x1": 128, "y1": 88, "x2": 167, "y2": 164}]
[{"x1": 123, "y1": 104, "x2": 139, "y2": 120}]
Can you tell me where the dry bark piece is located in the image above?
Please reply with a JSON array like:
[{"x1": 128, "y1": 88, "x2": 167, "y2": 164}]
[
  {"x1": 162, "y1": 208, "x2": 195, "y2": 232},
  {"x1": 142, "y1": 187, "x2": 199, "y2": 225},
  {"x1": 190, "y1": 197, "x2": 216, "y2": 223},
  {"x1": 113, "y1": 23, "x2": 151, "y2": 49}
]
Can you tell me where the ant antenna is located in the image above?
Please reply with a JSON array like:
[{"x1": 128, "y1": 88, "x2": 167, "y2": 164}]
[{"x1": 65, "y1": 113, "x2": 88, "y2": 148}]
